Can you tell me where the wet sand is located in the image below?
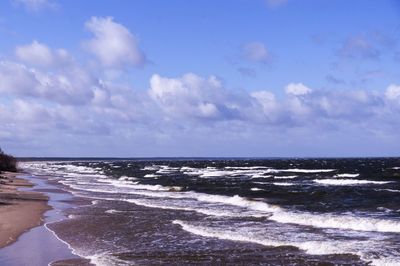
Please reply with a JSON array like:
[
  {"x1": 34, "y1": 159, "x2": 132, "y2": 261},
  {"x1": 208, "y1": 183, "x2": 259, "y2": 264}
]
[{"x1": 0, "y1": 172, "x2": 50, "y2": 248}]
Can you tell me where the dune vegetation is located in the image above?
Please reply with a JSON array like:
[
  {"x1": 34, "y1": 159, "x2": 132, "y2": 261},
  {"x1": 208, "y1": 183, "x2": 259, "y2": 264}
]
[{"x1": 0, "y1": 148, "x2": 17, "y2": 172}]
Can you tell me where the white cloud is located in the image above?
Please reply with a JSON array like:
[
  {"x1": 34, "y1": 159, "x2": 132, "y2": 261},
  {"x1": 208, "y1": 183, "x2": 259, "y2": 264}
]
[
  {"x1": 149, "y1": 73, "x2": 247, "y2": 120},
  {"x1": 385, "y1": 84, "x2": 400, "y2": 101},
  {"x1": 198, "y1": 103, "x2": 219, "y2": 118},
  {"x1": 12, "y1": 0, "x2": 56, "y2": 12},
  {"x1": 15, "y1": 40, "x2": 70, "y2": 67},
  {"x1": 242, "y1": 42, "x2": 269, "y2": 64},
  {"x1": 84, "y1": 16, "x2": 146, "y2": 68},
  {"x1": 285, "y1": 83, "x2": 312, "y2": 96},
  {"x1": 0, "y1": 61, "x2": 95, "y2": 105},
  {"x1": 250, "y1": 91, "x2": 280, "y2": 122}
]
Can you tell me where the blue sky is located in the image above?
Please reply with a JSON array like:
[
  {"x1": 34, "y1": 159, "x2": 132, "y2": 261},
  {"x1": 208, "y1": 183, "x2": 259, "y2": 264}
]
[{"x1": 0, "y1": 0, "x2": 400, "y2": 157}]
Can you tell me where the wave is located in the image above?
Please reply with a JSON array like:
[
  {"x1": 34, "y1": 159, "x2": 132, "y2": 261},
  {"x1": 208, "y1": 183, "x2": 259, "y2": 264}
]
[
  {"x1": 334, "y1": 173, "x2": 360, "y2": 178},
  {"x1": 274, "y1": 175, "x2": 297, "y2": 179},
  {"x1": 273, "y1": 182, "x2": 295, "y2": 186},
  {"x1": 180, "y1": 167, "x2": 334, "y2": 178},
  {"x1": 272, "y1": 168, "x2": 336, "y2": 173},
  {"x1": 143, "y1": 174, "x2": 161, "y2": 178},
  {"x1": 374, "y1": 189, "x2": 400, "y2": 193},
  {"x1": 269, "y1": 212, "x2": 400, "y2": 233},
  {"x1": 172, "y1": 220, "x2": 400, "y2": 265},
  {"x1": 125, "y1": 198, "x2": 255, "y2": 217},
  {"x1": 102, "y1": 179, "x2": 182, "y2": 191},
  {"x1": 118, "y1": 176, "x2": 137, "y2": 181},
  {"x1": 224, "y1": 166, "x2": 271, "y2": 170},
  {"x1": 65, "y1": 174, "x2": 400, "y2": 234},
  {"x1": 313, "y1": 179, "x2": 393, "y2": 185},
  {"x1": 172, "y1": 220, "x2": 355, "y2": 256}
]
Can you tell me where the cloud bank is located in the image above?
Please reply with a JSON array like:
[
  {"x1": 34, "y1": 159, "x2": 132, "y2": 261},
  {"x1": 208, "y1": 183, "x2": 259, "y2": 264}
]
[{"x1": 1, "y1": 16, "x2": 399, "y2": 156}]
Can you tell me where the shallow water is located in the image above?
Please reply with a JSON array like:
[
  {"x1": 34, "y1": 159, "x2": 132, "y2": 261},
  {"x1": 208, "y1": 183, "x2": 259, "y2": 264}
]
[{"x1": 0, "y1": 176, "x2": 79, "y2": 266}]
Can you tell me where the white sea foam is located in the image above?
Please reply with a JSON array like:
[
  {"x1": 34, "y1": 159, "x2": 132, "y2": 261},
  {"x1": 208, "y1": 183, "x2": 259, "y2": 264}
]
[
  {"x1": 125, "y1": 199, "x2": 253, "y2": 217},
  {"x1": 172, "y1": 220, "x2": 352, "y2": 256},
  {"x1": 105, "y1": 209, "x2": 129, "y2": 214},
  {"x1": 250, "y1": 175, "x2": 272, "y2": 179},
  {"x1": 374, "y1": 188, "x2": 400, "y2": 193},
  {"x1": 142, "y1": 165, "x2": 160, "y2": 171},
  {"x1": 333, "y1": 173, "x2": 360, "y2": 178},
  {"x1": 182, "y1": 167, "x2": 276, "y2": 179},
  {"x1": 314, "y1": 179, "x2": 392, "y2": 185},
  {"x1": 143, "y1": 174, "x2": 160, "y2": 178},
  {"x1": 273, "y1": 168, "x2": 336, "y2": 173},
  {"x1": 269, "y1": 212, "x2": 400, "y2": 233},
  {"x1": 377, "y1": 207, "x2": 392, "y2": 213},
  {"x1": 194, "y1": 194, "x2": 281, "y2": 212},
  {"x1": 106, "y1": 179, "x2": 182, "y2": 191},
  {"x1": 273, "y1": 182, "x2": 294, "y2": 186},
  {"x1": 224, "y1": 166, "x2": 271, "y2": 170},
  {"x1": 274, "y1": 175, "x2": 297, "y2": 179},
  {"x1": 87, "y1": 253, "x2": 130, "y2": 266},
  {"x1": 250, "y1": 188, "x2": 263, "y2": 191},
  {"x1": 71, "y1": 182, "x2": 400, "y2": 234},
  {"x1": 370, "y1": 257, "x2": 400, "y2": 266},
  {"x1": 172, "y1": 220, "x2": 400, "y2": 265},
  {"x1": 118, "y1": 176, "x2": 137, "y2": 181}
]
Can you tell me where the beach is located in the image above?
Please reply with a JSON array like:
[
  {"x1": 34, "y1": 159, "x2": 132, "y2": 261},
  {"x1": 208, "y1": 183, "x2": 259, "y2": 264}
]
[{"x1": 0, "y1": 172, "x2": 50, "y2": 248}]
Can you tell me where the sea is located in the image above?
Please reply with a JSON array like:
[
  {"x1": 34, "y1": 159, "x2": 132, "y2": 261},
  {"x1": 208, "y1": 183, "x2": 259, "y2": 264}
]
[{"x1": 15, "y1": 158, "x2": 400, "y2": 265}]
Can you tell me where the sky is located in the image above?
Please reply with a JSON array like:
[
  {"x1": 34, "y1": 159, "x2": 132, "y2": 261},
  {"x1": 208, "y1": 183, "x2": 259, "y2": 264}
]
[{"x1": 0, "y1": 0, "x2": 400, "y2": 157}]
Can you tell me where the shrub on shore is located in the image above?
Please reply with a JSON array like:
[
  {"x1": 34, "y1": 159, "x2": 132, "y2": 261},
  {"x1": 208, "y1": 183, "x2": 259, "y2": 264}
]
[{"x1": 0, "y1": 148, "x2": 17, "y2": 172}]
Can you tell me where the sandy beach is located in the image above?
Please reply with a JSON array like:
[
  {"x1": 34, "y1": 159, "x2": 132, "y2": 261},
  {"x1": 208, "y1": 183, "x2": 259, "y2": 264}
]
[{"x1": 0, "y1": 172, "x2": 50, "y2": 248}]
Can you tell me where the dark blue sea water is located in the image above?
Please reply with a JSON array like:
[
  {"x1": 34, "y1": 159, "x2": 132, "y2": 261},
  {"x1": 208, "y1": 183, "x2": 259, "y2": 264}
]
[{"x1": 20, "y1": 158, "x2": 400, "y2": 265}]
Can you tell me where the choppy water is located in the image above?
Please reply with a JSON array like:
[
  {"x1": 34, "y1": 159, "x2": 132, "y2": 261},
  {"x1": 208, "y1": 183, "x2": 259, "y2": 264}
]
[{"x1": 21, "y1": 158, "x2": 400, "y2": 265}]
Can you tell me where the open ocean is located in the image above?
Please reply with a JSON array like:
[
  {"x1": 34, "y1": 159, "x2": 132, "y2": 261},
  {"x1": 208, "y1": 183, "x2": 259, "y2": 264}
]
[{"x1": 20, "y1": 158, "x2": 400, "y2": 265}]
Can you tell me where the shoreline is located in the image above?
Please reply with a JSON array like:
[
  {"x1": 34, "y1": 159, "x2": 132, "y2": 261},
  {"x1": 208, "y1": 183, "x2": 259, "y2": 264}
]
[{"x1": 0, "y1": 171, "x2": 50, "y2": 249}]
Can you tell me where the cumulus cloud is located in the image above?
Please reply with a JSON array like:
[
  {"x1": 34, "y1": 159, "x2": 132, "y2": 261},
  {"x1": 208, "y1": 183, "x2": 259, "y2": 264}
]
[
  {"x1": 0, "y1": 61, "x2": 95, "y2": 105},
  {"x1": 285, "y1": 83, "x2": 312, "y2": 95},
  {"x1": 12, "y1": 0, "x2": 57, "y2": 12},
  {"x1": 385, "y1": 84, "x2": 400, "y2": 101},
  {"x1": 84, "y1": 16, "x2": 146, "y2": 68},
  {"x1": 242, "y1": 42, "x2": 270, "y2": 64},
  {"x1": 149, "y1": 73, "x2": 247, "y2": 120},
  {"x1": 15, "y1": 40, "x2": 70, "y2": 67},
  {"x1": 250, "y1": 90, "x2": 281, "y2": 123}
]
